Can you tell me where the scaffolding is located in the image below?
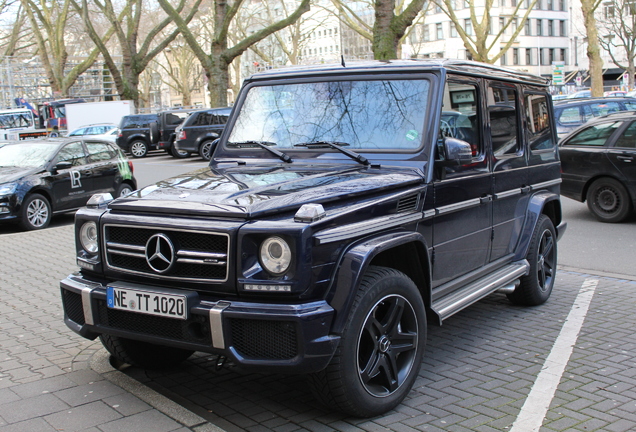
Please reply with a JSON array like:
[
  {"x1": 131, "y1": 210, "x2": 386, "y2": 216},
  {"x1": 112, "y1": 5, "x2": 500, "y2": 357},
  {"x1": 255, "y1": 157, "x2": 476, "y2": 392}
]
[{"x1": 0, "y1": 56, "x2": 119, "y2": 109}]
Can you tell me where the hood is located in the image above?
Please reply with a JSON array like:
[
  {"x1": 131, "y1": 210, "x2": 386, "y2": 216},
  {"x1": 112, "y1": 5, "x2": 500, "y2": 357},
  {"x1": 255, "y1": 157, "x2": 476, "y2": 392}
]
[
  {"x1": 109, "y1": 164, "x2": 424, "y2": 218},
  {"x1": 0, "y1": 166, "x2": 38, "y2": 184}
]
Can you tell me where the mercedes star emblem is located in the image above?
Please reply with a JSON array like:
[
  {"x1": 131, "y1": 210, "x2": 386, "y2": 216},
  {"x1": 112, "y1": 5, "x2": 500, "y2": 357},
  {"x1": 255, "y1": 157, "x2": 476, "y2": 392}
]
[{"x1": 145, "y1": 233, "x2": 175, "y2": 273}]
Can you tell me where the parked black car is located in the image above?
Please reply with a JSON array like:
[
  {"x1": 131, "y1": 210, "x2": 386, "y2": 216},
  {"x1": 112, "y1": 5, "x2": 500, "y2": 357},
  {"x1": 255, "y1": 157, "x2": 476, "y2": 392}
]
[
  {"x1": 61, "y1": 60, "x2": 566, "y2": 417},
  {"x1": 553, "y1": 97, "x2": 636, "y2": 138},
  {"x1": 560, "y1": 111, "x2": 636, "y2": 222},
  {"x1": 174, "y1": 107, "x2": 232, "y2": 160},
  {"x1": 155, "y1": 108, "x2": 201, "y2": 158},
  {"x1": 0, "y1": 139, "x2": 136, "y2": 230},
  {"x1": 116, "y1": 114, "x2": 158, "y2": 158}
]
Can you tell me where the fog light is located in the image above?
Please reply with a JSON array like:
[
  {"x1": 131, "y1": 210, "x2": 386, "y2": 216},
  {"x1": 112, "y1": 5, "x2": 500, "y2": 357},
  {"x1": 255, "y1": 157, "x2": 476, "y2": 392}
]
[
  {"x1": 0, "y1": 205, "x2": 9, "y2": 214},
  {"x1": 244, "y1": 284, "x2": 291, "y2": 292}
]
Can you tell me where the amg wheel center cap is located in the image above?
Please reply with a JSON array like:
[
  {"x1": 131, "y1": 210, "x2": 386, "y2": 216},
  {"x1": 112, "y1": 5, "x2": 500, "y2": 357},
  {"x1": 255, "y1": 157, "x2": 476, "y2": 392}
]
[
  {"x1": 378, "y1": 336, "x2": 391, "y2": 353},
  {"x1": 145, "y1": 233, "x2": 175, "y2": 273}
]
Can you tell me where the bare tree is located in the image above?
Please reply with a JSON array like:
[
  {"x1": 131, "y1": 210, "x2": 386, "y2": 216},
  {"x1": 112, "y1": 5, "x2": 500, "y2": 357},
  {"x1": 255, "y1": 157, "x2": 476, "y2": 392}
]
[
  {"x1": 18, "y1": 0, "x2": 111, "y2": 96},
  {"x1": 156, "y1": 37, "x2": 204, "y2": 107},
  {"x1": 331, "y1": 0, "x2": 426, "y2": 60},
  {"x1": 1, "y1": 2, "x2": 36, "y2": 57},
  {"x1": 434, "y1": 0, "x2": 537, "y2": 63},
  {"x1": 598, "y1": 0, "x2": 636, "y2": 89},
  {"x1": 72, "y1": 0, "x2": 202, "y2": 106},
  {"x1": 158, "y1": 0, "x2": 310, "y2": 107}
]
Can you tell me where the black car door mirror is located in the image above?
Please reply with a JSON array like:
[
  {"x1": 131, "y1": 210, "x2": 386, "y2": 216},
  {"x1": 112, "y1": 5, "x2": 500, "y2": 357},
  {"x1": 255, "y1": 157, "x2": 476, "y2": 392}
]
[
  {"x1": 53, "y1": 161, "x2": 73, "y2": 172},
  {"x1": 440, "y1": 137, "x2": 473, "y2": 165}
]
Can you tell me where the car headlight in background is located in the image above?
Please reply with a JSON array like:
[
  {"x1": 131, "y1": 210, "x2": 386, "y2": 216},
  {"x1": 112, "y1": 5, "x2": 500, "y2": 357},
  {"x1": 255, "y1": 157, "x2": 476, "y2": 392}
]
[
  {"x1": 0, "y1": 182, "x2": 17, "y2": 196},
  {"x1": 79, "y1": 221, "x2": 99, "y2": 254},
  {"x1": 259, "y1": 236, "x2": 292, "y2": 275}
]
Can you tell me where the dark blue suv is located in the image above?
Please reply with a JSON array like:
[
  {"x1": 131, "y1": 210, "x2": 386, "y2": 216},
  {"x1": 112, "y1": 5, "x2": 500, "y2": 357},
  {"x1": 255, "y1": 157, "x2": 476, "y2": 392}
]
[{"x1": 61, "y1": 60, "x2": 566, "y2": 417}]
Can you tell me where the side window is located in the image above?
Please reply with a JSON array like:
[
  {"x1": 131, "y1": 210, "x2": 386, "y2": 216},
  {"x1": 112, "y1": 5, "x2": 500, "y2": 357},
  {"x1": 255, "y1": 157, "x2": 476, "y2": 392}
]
[
  {"x1": 192, "y1": 113, "x2": 212, "y2": 126},
  {"x1": 614, "y1": 121, "x2": 636, "y2": 148},
  {"x1": 563, "y1": 122, "x2": 621, "y2": 146},
  {"x1": 526, "y1": 93, "x2": 555, "y2": 151},
  {"x1": 623, "y1": 101, "x2": 636, "y2": 110},
  {"x1": 558, "y1": 107, "x2": 582, "y2": 124},
  {"x1": 56, "y1": 142, "x2": 87, "y2": 166},
  {"x1": 488, "y1": 85, "x2": 520, "y2": 156},
  {"x1": 439, "y1": 81, "x2": 480, "y2": 158},
  {"x1": 589, "y1": 101, "x2": 621, "y2": 117},
  {"x1": 86, "y1": 142, "x2": 116, "y2": 162},
  {"x1": 218, "y1": 115, "x2": 229, "y2": 125},
  {"x1": 581, "y1": 105, "x2": 594, "y2": 122}
]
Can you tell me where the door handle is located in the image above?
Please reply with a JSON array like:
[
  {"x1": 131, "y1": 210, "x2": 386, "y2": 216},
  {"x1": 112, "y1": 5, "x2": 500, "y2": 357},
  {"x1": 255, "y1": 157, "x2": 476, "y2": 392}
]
[{"x1": 617, "y1": 155, "x2": 633, "y2": 162}]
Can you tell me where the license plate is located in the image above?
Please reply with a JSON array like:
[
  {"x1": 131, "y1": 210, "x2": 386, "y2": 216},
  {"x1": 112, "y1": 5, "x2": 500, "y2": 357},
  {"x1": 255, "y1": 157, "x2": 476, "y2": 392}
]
[{"x1": 107, "y1": 286, "x2": 188, "y2": 320}]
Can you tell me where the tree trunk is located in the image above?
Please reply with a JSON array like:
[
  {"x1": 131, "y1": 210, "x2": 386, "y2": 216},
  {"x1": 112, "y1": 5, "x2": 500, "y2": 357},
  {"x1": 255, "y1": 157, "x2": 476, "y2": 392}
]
[{"x1": 581, "y1": 0, "x2": 604, "y2": 96}]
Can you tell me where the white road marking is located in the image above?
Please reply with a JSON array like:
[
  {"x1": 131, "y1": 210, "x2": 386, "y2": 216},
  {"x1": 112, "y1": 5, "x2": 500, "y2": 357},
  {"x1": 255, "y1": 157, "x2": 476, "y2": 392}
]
[{"x1": 510, "y1": 278, "x2": 599, "y2": 432}]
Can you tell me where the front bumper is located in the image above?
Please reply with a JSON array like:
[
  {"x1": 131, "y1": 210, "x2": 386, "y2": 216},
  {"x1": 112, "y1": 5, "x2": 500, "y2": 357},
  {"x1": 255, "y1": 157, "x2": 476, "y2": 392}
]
[{"x1": 60, "y1": 274, "x2": 339, "y2": 373}]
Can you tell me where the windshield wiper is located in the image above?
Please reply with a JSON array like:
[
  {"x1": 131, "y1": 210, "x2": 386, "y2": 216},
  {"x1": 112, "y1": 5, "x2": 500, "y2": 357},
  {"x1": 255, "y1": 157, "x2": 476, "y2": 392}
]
[
  {"x1": 227, "y1": 140, "x2": 292, "y2": 163},
  {"x1": 293, "y1": 141, "x2": 369, "y2": 166}
]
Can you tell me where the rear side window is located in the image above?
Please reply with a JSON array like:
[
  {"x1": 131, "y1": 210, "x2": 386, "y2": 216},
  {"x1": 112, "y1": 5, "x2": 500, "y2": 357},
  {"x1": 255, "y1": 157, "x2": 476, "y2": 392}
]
[
  {"x1": 588, "y1": 101, "x2": 621, "y2": 117},
  {"x1": 488, "y1": 86, "x2": 519, "y2": 156},
  {"x1": 191, "y1": 112, "x2": 228, "y2": 126},
  {"x1": 526, "y1": 93, "x2": 555, "y2": 151},
  {"x1": 614, "y1": 121, "x2": 636, "y2": 148},
  {"x1": 120, "y1": 115, "x2": 156, "y2": 129},
  {"x1": 557, "y1": 107, "x2": 581, "y2": 124},
  {"x1": 564, "y1": 122, "x2": 621, "y2": 146},
  {"x1": 86, "y1": 142, "x2": 116, "y2": 161}
]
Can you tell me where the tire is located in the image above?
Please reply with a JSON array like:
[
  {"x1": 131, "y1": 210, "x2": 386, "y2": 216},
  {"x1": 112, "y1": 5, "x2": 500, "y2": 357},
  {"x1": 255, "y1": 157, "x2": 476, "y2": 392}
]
[
  {"x1": 507, "y1": 214, "x2": 557, "y2": 306},
  {"x1": 99, "y1": 334, "x2": 194, "y2": 369},
  {"x1": 171, "y1": 143, "x2": 191, "y2": 158},
  {"x1": 20, "y1": 193, "x2": 51, "y2": 230},
  {"x1": 129, "y1": 140, "x2": 148, "y2": 158},
  {"x1": 116, "y1": 183, "x2": 133, "y2": 197},
  {"x1": 307, "y1": 266, "x2": 426, "y2": 417},
  {"x1": 199, "y1": 140, "x2": 214, "y2": 161},
  {"x1": 586, "y1": 178, "x2": 633, "y2": 223}
]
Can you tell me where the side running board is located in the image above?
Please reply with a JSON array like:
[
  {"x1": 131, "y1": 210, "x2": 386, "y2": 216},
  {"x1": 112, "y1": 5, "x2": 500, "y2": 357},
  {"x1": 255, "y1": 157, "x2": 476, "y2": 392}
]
[{"x1": 431, "y1": 260, "x2": 530, "y2": 323}]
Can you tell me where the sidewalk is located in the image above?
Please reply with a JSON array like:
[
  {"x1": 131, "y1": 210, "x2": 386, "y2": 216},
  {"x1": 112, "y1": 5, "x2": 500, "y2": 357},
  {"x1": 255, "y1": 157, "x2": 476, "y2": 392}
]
[{"x1": 0, "y1": 225, "x2": 224, "y2": 432}]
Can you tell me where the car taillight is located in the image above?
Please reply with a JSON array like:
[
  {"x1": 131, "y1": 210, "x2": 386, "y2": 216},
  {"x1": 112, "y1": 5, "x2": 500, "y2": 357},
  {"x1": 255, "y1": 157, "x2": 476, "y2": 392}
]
[
  {"x1": 118, "y1": 132, "x2": 123, "y2": 137},
  {"x1": 177, "y1": 130, "x2": 186, "y2": 140},
  {"x1": 128, "y1": 160, "x2": 134, "y2": 173}
]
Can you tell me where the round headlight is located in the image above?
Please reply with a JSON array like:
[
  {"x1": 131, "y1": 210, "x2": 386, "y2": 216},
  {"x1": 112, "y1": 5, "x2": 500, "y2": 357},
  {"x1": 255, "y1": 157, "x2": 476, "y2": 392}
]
[
  {"x1": 79, "y1": 221, "x2": 98, "y2": 254},
  {"x1": 259, "y1": 236, "x2": 292, "y2": 275}
]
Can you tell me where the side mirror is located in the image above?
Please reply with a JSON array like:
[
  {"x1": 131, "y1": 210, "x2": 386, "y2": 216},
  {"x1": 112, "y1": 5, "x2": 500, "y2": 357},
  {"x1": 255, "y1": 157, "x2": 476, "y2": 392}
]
[
  {"x1": 53, "y1": 161, "x2": 73, "y2": 172},
  {"x1": 441, "y1": 137, "x2": 473, "y2": 165}
]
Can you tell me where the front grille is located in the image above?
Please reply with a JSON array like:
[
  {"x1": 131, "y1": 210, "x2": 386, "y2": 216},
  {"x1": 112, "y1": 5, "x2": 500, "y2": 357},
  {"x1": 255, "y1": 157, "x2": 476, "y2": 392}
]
[
  {"x1": 62, "y1": 289, "x2": 85, "y2": 325},
  {"x1": 104, "y1": 225, "x2": 229, "y2": 282},
  {"x1": 229, "y1": 318, "x2": 298, "y2": 360},
  {"x1": 96, "y1": 299, "x2": 211, "y2": 345}
]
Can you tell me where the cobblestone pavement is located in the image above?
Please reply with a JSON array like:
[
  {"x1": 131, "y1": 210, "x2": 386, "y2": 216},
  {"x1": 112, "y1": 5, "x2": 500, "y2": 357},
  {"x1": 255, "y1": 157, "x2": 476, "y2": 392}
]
[{"x1": 1, "y1": 223, "x2": 635, "y2": 432}]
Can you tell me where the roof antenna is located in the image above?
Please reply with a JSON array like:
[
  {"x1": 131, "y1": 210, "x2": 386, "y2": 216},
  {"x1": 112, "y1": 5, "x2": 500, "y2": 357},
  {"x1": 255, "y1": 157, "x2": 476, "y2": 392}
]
[{"x1": 341, "y1": 55, "x2": 346, "y2": 67}]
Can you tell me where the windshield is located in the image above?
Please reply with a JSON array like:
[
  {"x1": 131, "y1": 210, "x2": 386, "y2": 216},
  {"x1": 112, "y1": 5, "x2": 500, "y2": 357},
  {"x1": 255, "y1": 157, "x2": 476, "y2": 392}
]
[
  {"x1": 228, "y1": 79, "x2": 431, "y2": 150},
  {"x1": 0, "y1": 111, "x2": 34, "y2": 130},
  {"x1": 0, "y1": 143, "x2": 57, "y2": 167}
]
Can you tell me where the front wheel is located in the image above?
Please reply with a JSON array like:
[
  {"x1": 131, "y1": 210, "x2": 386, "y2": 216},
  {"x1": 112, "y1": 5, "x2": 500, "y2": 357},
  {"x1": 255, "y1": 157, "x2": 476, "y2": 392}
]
[
  {"x1": 20, "y1": 193, "x2": 51, "y2": 230},
  {"x1": 507, "y1": 214, "x2": 557, "y2": 306},
  {"x1": 308, "y1": 266, "x2": 426, "y2": 417},
  {"x1": 586, "y1": 178, "x2": 633, "y2": 223},
  {"x1": 99, "y1": 334, "x2": 194, "y2": 369},
  {"x1": 129, "y1": 140, "x2": 148, "y2": 158}
]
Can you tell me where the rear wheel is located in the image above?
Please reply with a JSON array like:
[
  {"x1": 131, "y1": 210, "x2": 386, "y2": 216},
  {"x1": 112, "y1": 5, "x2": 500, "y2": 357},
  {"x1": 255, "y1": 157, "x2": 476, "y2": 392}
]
[
  {"x1": 199, "y1": 140, "x2": 214, "y2": 161},
  {"x1": 507, "y1": 214, "x2": 556, "y2": 306},
  {"x1": 116, "y1": 183, "x2": 133, "y2": 197},
  {"x1": 586, "y1": 178, "x2": 633, "y2": 223},
  {"x1": 308, "y1": 266, "x2": 426, "y2": 417},
  {"x1": 20, "y1": 194, "x2": 51, "y2": 230},
  {"x1": 171, "y1": 143, "x2": 191, "y2": 158},
  {"x1": 100, "y1": 334, "x2": 194, "y2": 369},
  {"x1": 129, "y1": 140, "x2": 148, "y2": 158}
]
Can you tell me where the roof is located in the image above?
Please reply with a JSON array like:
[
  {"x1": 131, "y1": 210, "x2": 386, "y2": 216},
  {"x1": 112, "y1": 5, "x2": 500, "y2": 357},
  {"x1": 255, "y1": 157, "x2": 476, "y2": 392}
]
[
  {"x1": 247, "y1": 59, "x2": 549, "y2": 86},
  {"x1": 554, "y1": 96, "x2": 636, "y2": 106}
]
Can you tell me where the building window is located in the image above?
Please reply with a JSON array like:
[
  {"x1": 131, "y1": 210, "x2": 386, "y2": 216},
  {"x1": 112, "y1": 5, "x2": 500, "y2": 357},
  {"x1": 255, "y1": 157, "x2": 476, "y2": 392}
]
[
  {"x1": 512, "y1": 18, "x2": 518, "y2": 34},
  {"x1": 561, "y1": 48, "x2": 568, "y2": 64},
  {"x1": 548, "y1": 20, "x2": 554, "y2": 36},
  {"x1": 424, "y1": 24, "x2": 430, "y2": 41},
  {"x1": 435, "y1": 4, "x2": 442, "y2": 13},
  {"x1": 465, "y1": 18, "x2": 473, "y2": 35},
  {"x1": 500, "y1": 17, "x2": 506, "y2": 34},
  {"x1": 549, "y1": 48, "x2": 555, "y2": 63},
  {"x1": 512, "y1": 0, "x2": 517, "y2": 6},
  {"x1": 540, "y1": 48, "x2": 546, "y2": 65},
  {"x1": 526, "y1": 48, "x2": 532, "y2": 65},
  {"x1": 436, "y1": 23, "x2": 444, "y2": 39},
  {"x1": 547, "y1": 0, "x2": 554, "y2": 9},
  {"x1": 501, "y1": 50, "x2": 507, "y2": 65},
  {"x1": 536, "y1": 19, "x2": 543, "y2": 36},
  {"x1": 513, "y1": 48, "x2": 520, "y2": 65},
  {"x1": 450, "y1": 22, "x2": 458, "y2": 37},
  {"x1": 560, "y1": 20, "x2": 567, "y2": 36},
  {"x1": 525, "y1": 19, "x2": 532, "y2": 36},
  {"x1": 535, "y1": 0, "x2": 542, "y2": 9},
  {"x1": 560, "y1": 0, "x2": 566, "y2": 10}
]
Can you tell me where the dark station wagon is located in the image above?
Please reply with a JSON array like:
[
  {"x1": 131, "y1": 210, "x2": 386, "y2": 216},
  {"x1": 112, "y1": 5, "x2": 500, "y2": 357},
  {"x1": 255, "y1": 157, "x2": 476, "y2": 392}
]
[{"x1": 60, "y1": 60, "x2": 566, "y2": 417}]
